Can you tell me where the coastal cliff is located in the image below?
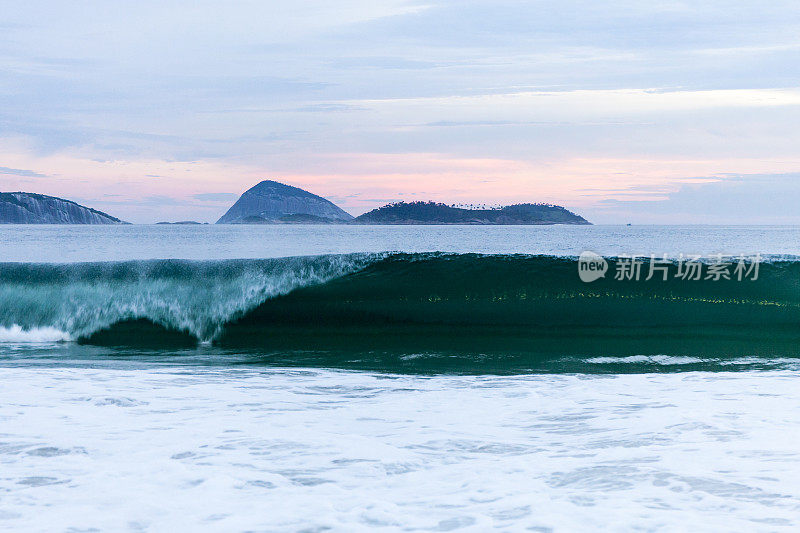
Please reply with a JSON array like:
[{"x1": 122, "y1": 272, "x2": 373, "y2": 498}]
[{"x1": 0, "y1": 192, "x2": 126, "y2": 224}]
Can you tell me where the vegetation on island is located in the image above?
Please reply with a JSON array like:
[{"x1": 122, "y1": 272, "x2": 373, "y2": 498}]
[{"x1": 352, "y1": 201, "x2": 590, "y2": 225}]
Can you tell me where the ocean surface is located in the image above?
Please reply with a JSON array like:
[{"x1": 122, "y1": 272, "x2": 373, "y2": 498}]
[{"x1": 2, "y1": 225, "x2": 800, "y2": 531}]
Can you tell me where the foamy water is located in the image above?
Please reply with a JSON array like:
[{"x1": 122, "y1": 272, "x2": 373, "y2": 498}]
[
  {"x1": 2, "y1": 367, "x2": 799, "y2": 531},
  {"x1": 0, "y1": 325, "x2": 71, "y2": 343}
]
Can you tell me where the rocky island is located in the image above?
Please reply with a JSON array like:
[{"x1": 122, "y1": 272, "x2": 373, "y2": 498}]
[
  {"x1": 216, "y1": 180, "x2": 353, "y2": 224},
  {"x1": 215, "y1": 180, "x2": 590, "y2": 225},
  {"x1": 352, "y1": 201, "x2": 590, "y2": 225},
  {"x1": 0, "y1": 192, "x2": 126, "y2": 224},
  {"x1": 1, "y1": 183, "x2": 590, "y2": 225}
]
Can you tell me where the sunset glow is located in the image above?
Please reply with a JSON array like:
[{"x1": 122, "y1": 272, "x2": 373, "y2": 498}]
[{"x1": 2, "y1": 1, "x2": 800, "y2": 222}]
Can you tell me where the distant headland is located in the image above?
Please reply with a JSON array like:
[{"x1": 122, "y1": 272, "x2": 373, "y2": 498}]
[
  {"x1": 0, "y1": 180, "x2": 591, "y2": 225},
  {"x1": 0, "y1": 192, "x2": 126, "y2": 224}
]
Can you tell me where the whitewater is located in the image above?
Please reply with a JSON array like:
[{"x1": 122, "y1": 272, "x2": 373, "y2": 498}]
[
  {"x1": 2, "y1": 224, "x2": 800, "y2": 531},
  {"x1": 0, "y1": 255, "x2": 380, "y2": 343}
]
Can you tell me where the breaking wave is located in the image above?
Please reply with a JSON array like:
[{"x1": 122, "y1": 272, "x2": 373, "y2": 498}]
[
  {"x1": 3, "y1": 253, "x2": 800, "y2": 370},
  {"x1": 0, "y1": 325, "x2": 72, "y2": 343},
  {"x1": 0, "y1": 254, "x2": 380, "y2": 343}
]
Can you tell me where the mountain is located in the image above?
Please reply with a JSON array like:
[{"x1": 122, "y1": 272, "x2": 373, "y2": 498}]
[
  {"x1": 216, "y1": 180, "x2": 353, "y2": 224},
  {"x1": 0, "y1": 192, "x2": 126, "y2": 224},
  {"x1": 352, "y1": 201, "x2": 591, "y2": 225}
]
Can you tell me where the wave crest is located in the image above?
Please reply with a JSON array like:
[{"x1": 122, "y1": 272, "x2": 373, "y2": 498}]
[
  {"x1": 0, "y1": 254, "x2": 381, "y2": 343},
  {"x1": 3, "y1": 253, "x2": 800, "y2": 361},
  {"x1": 0, "y1": 325, "x2": 72, "y2": 343}
]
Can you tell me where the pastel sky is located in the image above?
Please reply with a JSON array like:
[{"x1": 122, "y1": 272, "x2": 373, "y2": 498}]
[{"x1": 2, "y1": 0, "x2": 800, "y2": 223}]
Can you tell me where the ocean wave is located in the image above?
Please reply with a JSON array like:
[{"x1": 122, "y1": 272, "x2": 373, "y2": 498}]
[
  {"x1": 0, "y1": 254, "x2": 381, "y2": 343},
  {"x1": 2, "y1": 253, "x2": 800, "y2": 364}
]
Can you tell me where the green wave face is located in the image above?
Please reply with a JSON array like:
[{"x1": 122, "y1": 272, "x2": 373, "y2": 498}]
[
  {"x1": 215, "y1": 254, "x2": 800, "y2": 371},
  {"x1": 3, "y1": 253, "x2": 800, "y2": 373}
]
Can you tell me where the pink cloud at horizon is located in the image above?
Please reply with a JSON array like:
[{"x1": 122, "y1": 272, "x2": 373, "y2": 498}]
[{"x1": 2, "y1": 147, "x2": 800, "y2": 223}]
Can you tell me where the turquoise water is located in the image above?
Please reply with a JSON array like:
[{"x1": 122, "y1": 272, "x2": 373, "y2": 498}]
[{"x1": 2, "y1": 225, "x2": 800, "y2": 531}]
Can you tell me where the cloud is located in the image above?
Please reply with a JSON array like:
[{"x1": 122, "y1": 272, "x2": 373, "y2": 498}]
[
  {"x1": 594, "y1": 173, "x2": 800, "y2": 224},
  {"x1": 325, "y1": 56, "x2": 439, "y2": 70},
  {"x1": 0, "y1": 166, "x2": 47, "y2": 178},
  {"x1": 141, "y1": 195, "x2": 192, "y2": 206},
  {"x1": 291, "y1": 103, "x2": 367, "y2": 113},
  {"x1": 192, "y1": 192, "x2": 240, "y2": 202}
]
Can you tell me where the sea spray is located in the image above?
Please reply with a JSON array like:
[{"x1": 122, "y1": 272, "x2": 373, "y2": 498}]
[
  {"x1": 0, "y1": 325, "x2": 72, "y2": 343},
  {"x1": 0, "y1": 254, "x2": 381, "y2": 343}
]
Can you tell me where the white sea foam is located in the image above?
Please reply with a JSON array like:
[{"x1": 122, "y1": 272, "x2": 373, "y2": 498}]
[
  {"x1": 1, "y1": 366, "x2": 799, "y2": 531},
  {"x1": 586, "y1": 355, "x2": 706, "y2": 365},
  {"x1": 0, "y1": 325, "x2": 72, "y2": 343}
]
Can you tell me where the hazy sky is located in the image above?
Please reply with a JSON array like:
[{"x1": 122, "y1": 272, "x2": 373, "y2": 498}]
[{"x1": 2, "y1": 0, "x2": 800, "y2": 223}]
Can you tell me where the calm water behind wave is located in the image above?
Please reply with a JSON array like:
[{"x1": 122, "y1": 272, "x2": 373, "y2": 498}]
[{"x1": 2, "y1": 224, "x2": 799, "y2": 261}]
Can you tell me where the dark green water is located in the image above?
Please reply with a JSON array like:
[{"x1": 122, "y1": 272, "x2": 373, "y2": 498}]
[{"x1": 15, "y1": 253, "x2": 784, "y2": 373}]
